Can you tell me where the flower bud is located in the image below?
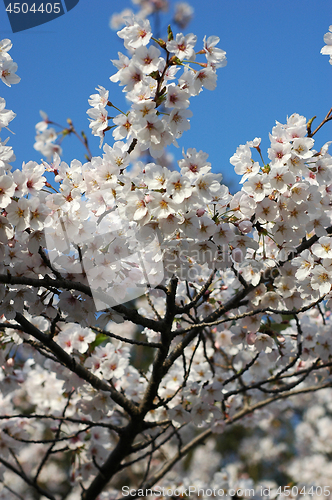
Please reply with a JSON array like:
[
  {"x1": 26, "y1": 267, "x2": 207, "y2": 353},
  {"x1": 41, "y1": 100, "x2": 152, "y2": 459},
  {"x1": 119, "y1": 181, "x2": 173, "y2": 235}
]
[
  {"x1": 246, "y1": 332, "x2": 257, "y2": 345},
  {"x1": 231, "y1": 248, "x2": 243, "y2": 263},
  {"x1": 238, "y1": 220, "x2": 253, "y2": 234},
  {"x1": 196, "y1": 208, "x2": 205, "y2": 217}
]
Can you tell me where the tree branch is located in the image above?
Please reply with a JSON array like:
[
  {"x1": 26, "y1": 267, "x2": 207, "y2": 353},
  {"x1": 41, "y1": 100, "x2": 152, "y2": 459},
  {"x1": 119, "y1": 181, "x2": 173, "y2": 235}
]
[
  {"x1": 0, "y1": 273, "x2": 163, "y2": 333},
  {"x1": 0, "y1": 456, "x2": 57, "y2": 500},
  {"x1": 14, "y1": 312, "x2": 138, "y2": 417},
  {"x1": 307, "y1": 106, "x2": 332, "y2": 137}
]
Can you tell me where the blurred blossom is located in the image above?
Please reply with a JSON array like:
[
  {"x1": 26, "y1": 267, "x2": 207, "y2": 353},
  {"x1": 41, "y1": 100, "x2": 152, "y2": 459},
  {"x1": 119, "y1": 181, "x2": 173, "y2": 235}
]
[{"x1": 174, "y1": 2, "x2": 194, "y2": 29}]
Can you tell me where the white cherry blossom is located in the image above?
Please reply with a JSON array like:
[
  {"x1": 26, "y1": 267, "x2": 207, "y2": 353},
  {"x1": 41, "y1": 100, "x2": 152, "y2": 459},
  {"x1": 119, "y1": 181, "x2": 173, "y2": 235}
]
[
  {"x1": 117, "y1": 16, "x2": 152, "y2": 49},
  {"x1": 0, "y1": 24, "x2": 332, "y2": 500},
  {"x1": 166, "y1": 32, "x2": 197, "y2": 60},
  {"x1": 321, "y1": 25, "x2": 332, "y2": 64}
]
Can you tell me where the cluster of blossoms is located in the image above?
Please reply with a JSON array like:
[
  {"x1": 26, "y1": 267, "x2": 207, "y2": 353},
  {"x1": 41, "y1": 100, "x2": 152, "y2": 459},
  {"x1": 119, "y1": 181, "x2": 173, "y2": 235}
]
[
  {"x1": 0, "y1": 39, "x2": 20, "y2": 88},
  {"x1": 230, "y1": 115, "x2": 332, "y2": 300},
  {"x1": 87, "y1": 16, "x2": 226, "y2": 151},
  {"x1": 33, "y1": 110, "x2": 63, "y2": 161},
  {"x1": 0, "y1": 40, "x2": 19, "y2": 174},
  {"x1": 0, "y1": 18, "x2": 332, "y2": 500},
  {"x1": 321, "y1": 25, "x2": 332, "y2": 64},
  {"x1": 110, "y1": 0, "x2": 193, "y2": 31}
]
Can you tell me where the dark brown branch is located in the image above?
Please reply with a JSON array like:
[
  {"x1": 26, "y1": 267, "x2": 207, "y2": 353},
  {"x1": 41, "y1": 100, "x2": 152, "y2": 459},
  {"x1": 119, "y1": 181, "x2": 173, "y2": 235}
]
[
  {"x1": 0, "y1": 414, "x2": 121, "y2": 431},
  {"x1": 127, "y1": 138, "x2": 138, "y2": 154},
  {"x1": 90, "y1": 325, "x2": 162, "y2": 348},
  {"x1": 146, "y1": 291, "x2": 163, "y2": 321},
  {"x1": 175, "y1": 295, "x2": 326, "y2": 334},
  {"x1": 224, "y1": 357, "x2": 322, "y2": 399},
  {"x1": 34, "y1": 391, "x2": 74, "y2": 482},
  {"x1": 222, "y1": 353, "x2": 260, "y2": 387},
  {"x1": 82, "y1": 279, "x2": 178, "y2": 499},
  {"x1": 307, "y1": 106, "x2": 332, "y2": 137},
  {"x1": 82, "y1": 420, "x2": 142, "y2": 500},
  {"x1": 231, "y1": 263, "x2": 250, "y2": 289},
  {"x1": 0, "y1": 456, "x2": 56, "y2": 500},
  {"x1": 174, "y1": 269, "x2": 216, "y2": 314},
  {"x1": 129, "y1": 423, "x2": 172, "y2": 453},
  {"x1": 118, "y1": 425, "x2": 181, "y2": 472},
  {"x1": 1, "y1": 482, "x2": 25, "y2": 500},
  {"x1": 38, "y1": 246, "x2": 64, "y2": 280},
  {"x1": 4, "y1": 425, "x2": 91, "y2": 445},
  {"x1": 14, "y1": 312, "x2": 138, "y2": 417},
  {"x1": 153, "y1": 335, "x2": 201, "y2": 409},
  {"x1": 164, "y1": 275, "x2": 178, "y2": 328},
  {"x1": 0, "y1": 273, "x2": 163, "y2": 333},
  {"x1": 139, "y1": 380, "x2": 332, "y2": 492}
]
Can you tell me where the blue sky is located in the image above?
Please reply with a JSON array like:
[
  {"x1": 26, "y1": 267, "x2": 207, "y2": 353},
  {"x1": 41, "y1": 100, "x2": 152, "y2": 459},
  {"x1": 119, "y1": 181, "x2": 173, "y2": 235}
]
[{"x1": 0, "y1": 0, "x2": 331, "y2": 191}]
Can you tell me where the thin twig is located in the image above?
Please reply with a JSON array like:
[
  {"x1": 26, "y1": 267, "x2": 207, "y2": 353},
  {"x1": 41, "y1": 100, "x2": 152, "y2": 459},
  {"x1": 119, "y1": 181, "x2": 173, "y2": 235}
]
[
  {"x1": 175, "y1": 269, "x2": 216, "y2": 314},
  {"x1": 1, "y1": 482, "x2": 25, "y2": 500},
  {"x1": 0, "y1": 456, "x2": 56, "y2": 500},
  {"x1": 308, "y1": 106, "x2": 332, "y2": 137},
  {"x1": 90, "y1": 325, "x2": 162, "y2": 349},
  {"x1": 0, "y1": 414, "x2": 123, "y2": 432},
  {"x1": 34, "y1": 391, "x2": 74, "y2": 482},
  {"x1": 139, "y1": 380, "x2": 332, "y2": 492}
]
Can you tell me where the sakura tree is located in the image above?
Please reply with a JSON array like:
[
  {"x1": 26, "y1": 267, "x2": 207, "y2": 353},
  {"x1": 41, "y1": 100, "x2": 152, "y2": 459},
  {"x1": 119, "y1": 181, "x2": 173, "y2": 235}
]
[{"x1": 1, "y1": 6, "x2": 332, "y2": 500}]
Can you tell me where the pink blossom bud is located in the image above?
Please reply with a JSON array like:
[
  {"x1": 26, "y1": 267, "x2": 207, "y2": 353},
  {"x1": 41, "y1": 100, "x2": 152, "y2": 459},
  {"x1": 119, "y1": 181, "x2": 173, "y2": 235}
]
[
  {"x1": 231, "y1": 248, "x2": 243, "y2": 263},
  {"x1": 246, "y1": 332, "x2": 257, "y2": 345},
  {"x1": 15, "y1": 372, "x2": 25, "y2": 383},
  {"x1": 6, "y1": 357, "x2": 14, "y2": 367},
  {"x1": 238, "y1": 220, "x2": 253, "y2": 234},
  {"x1": 145, "y1": 194, "x2": 152, "y2": 203},
  {"x1": 196, "y1": 208, "x2": 205, "y2": 217}
]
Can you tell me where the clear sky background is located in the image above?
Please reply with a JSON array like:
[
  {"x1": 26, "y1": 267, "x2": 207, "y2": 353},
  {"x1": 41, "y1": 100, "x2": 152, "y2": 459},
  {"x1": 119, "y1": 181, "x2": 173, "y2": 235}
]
[{"x1": 0, "y1": 0, "x2": 331, "y2": 192}]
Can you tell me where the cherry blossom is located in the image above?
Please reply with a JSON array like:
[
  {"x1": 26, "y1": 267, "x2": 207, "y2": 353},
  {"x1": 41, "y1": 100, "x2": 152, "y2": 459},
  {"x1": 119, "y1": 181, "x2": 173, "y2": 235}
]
[
  {"x1": 117, "y1": 16, "x2": 152, "y2": 49},
  {"x1": 166, "y1": 32, "x2": 197, "y2": 60},
  {"x1": 0, "y1": 39, "x2": 12, "y2": 61},
  {"x1": 0, "y1": 98, "x2": 15, "y2": 131},
  {"x1": 174, "y1": 2, "x2": 194, "y2": 29},
  {"x1": 0, "y1": 59, "x2": 20, "y2": 87},
  {"x1": 321, "y1": 25, "x2": 332, "y2": 64},
  {"x1": 0, "y1": 21, "x2": 332, "y2": 500}
]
